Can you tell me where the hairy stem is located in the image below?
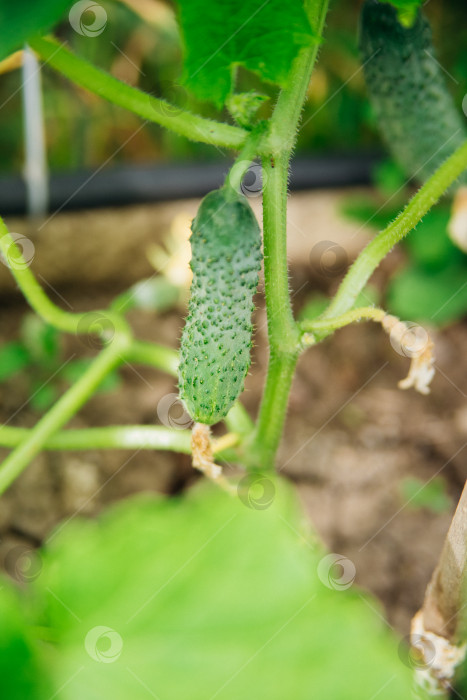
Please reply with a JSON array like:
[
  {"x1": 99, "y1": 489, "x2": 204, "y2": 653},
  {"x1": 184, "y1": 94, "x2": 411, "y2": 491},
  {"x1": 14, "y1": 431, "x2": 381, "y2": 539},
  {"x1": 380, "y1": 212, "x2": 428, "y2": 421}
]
[
  {"x1": 29, "y1": 37, "x2": 247, "y2": 150},
  {"x1": 261, "y1": 153, "x2": 299, "y2": 349},
  {"x1": 249, "y1": 0, "x2": 330, "y2": 470},
  {"x1": 266, "y1": 0, "x2": 329, "y2": 157},
  {"x1": 250, "y1": 154, "x2": 300, "y2": 469},
  {"x1": 300, "y1": 306, "x2": 385, "y2": 335},
  {"x1": 323, "y1": 140, "x2": 467, "y2": 320},
  {"x1": 250, "y1": 351, "x2": 299, "y2": 469}
]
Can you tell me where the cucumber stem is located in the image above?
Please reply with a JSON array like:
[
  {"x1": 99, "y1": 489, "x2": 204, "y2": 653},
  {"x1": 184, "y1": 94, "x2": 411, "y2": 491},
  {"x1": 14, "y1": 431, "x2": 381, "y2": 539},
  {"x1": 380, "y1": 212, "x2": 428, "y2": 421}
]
[
  {"x1": 29, "y1": 37, "x2": 247, "y2": 150},
  {"x1": 323, "y1": 139, "x2": 467, "y2": 321},
  {"x1": 249, "y1": 0, "x2": 330, "y2": 471},
  {"x1": 300, "y1": 306, "x2": 386, "y2": 335},
  {"x1": 0, "y1": 424, "x2": 191, "y2": 452}
]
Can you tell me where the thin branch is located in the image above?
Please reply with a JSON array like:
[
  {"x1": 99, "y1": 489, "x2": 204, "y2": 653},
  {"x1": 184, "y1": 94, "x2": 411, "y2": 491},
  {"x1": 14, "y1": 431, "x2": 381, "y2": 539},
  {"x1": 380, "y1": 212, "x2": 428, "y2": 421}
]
[
  {"x1": 322, "y1": 140, "x2": 467, "y2": 321},
  {"x1": 0, "y1": 424, "x2": 239, "y2": 458},
  {"x1": 29, "y1": 37, "x2": 247, "y2": 150}
]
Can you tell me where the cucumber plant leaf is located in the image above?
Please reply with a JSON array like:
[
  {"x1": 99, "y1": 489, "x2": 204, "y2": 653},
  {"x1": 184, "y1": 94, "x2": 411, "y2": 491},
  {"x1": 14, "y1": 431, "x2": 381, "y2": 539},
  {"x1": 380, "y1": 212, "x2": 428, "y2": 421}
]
[
  {"x1": 176, "y1": 0, "x2": 315, "y2": 108},
  {"x1": 2, "y1": 481, "x2": 413, "y2": 699},
  {"x1": 0, "y1": 0, "x2": 73, "y2": 61},
  {"x1": 0, "y1": 582, "x2": 52, "y2": 700},
  {"x1": 387, "y1": 264, "x2": 467, "y2": 325},
  {"x1": 399, "y1": 476, "x2": 451, "y2": 514},
  {"x1": 0, "y1": 341, "x2": 30, "y2": 381}
]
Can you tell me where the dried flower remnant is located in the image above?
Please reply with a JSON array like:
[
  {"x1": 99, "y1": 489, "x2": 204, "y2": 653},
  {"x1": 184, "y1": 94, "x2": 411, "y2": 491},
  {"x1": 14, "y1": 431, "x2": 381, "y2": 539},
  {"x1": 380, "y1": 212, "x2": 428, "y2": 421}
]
[
  {"x1": 382, "y1": 315, "x2": 435, "y2": 395},
  {"x1": 191, "y1": 422, "x2": 222, "y2": 480}
]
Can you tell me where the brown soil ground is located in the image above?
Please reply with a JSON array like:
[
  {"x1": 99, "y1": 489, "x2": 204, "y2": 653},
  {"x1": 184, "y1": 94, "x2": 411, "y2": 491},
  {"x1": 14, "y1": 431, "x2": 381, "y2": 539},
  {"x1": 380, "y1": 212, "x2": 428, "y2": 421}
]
[{"x1": 0, "y1": 190, "x2": 465, "y2": 639}]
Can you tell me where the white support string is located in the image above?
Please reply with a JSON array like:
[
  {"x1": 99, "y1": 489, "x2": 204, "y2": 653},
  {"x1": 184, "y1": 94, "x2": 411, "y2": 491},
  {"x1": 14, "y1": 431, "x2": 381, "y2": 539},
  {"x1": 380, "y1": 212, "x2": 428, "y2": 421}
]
[{"x1": 21, "y1": 46, "x2": 49, "y2": 217}]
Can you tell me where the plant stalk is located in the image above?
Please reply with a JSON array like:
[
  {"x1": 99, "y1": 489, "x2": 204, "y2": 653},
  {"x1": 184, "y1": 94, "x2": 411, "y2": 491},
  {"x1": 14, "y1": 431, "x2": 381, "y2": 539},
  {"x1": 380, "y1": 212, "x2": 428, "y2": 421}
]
[
  {"x1": 300, "y1": 306, "x2": 385, "y2": 335},
  {"x1": 249, "y1": 0, "x2": 330, "y2": 470},
  {"x1": 0, "y1": 424, "x2": 192, "y2": 452},
  {"x1": 323, "y1": 140, "x2": 467, "y2": 320},
  {"x1": 29, "y1": 37, "x2": 247, "y2": 150}
]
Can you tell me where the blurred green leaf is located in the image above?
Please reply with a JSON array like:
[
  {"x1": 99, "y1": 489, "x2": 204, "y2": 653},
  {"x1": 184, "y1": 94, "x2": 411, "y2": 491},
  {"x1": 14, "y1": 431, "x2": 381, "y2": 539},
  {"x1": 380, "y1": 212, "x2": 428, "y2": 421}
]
[
  {"x1": 29, "y1": 382, "x2": 58, "y2": 412},
  {"x1": 13, "y1": 481, "x2": 414, "y2": 699},
  {"x1": 21, "y1": 315, "x2": 61, "y2": 369},
  {"x1": 0, "y1": 0, "x2": 72, "y2": 61},
  {"x1": 372, "y1": 158, "x2": 407, "y2": 198},
  {"x1": 0, "y1": 581, "x2": 51, "y2": 700},
  {"x1": 404, "y1": 208, "x2": 465, "y2": 272},
  {"x1": 0, "y1": 341, "x2": 30, "y2": 382},
  {"x1": 339, "y1": 194, "x2": 399, "y2": 231},
  {"x1": 298, "y1": 294, "x2": 329, "y2": 322},
  {"x1": 387, "y1": 264, "x2": 467, "y2": 325},
  {"x1": 176, "y1": 0, "x2": 314, "y2": 107},
  {"x1": 400, "y1": 476, "x2": 451, "y2": 514}
]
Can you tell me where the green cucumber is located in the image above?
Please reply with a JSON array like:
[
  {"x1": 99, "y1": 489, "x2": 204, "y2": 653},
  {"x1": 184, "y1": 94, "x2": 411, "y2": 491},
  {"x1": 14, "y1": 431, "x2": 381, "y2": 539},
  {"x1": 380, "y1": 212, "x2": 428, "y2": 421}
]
[
  {"x1": 360, "y1": 0, "x2": 466, "y2": 185},
  {"x1": 178, "y1": 187, "x2": 261, "y2": 425}
]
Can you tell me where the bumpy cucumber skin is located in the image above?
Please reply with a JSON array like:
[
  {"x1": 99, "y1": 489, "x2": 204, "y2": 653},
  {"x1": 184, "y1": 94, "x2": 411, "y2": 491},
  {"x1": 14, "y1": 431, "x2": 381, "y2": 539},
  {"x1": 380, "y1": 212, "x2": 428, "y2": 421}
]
[
  {"x1": 360, "y1": 0, "x2": 466, "y2": 184},
  {"x1": 178, "y1": 188, "x2": 261, "y2": 425}
]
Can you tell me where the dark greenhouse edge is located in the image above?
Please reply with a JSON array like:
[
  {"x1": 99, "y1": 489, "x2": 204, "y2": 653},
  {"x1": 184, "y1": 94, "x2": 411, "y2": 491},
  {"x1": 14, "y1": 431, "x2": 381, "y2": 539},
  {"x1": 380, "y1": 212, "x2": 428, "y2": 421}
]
[{"x1": 0, "y1": 153, "x2": 382, "y2": 216}]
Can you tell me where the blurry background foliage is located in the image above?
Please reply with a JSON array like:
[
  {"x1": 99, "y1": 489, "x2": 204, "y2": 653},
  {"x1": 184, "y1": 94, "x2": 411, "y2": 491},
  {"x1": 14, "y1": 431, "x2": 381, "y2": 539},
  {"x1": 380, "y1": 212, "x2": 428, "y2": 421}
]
[{"x1": 0, "y1": 0, "x2": 466, "y2": 174}]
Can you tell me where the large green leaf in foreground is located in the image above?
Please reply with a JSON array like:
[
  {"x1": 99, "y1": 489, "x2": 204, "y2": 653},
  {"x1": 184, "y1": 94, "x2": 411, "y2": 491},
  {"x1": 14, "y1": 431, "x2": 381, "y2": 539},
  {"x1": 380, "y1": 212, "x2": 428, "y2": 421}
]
[
  {"x1": 2, "y1": 481, "x2": 413, "y2": 699},
  {"x1": 176, "y1": 0, "x2": 314, "y2": 107}
]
